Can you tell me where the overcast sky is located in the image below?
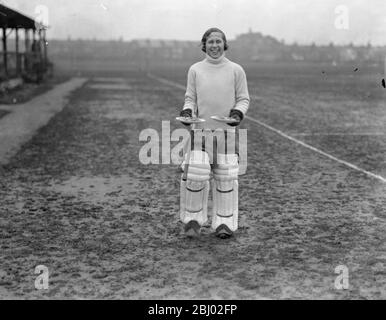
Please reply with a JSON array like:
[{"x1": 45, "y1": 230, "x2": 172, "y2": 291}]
[{"x1": 3, "y1": 0, "x2": 386, "y2": 45}]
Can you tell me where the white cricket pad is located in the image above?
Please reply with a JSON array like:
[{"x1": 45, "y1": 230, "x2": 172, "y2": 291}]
[
  {"x1": 211, "y1": 154, "x2": 239, "y2": 232},
  {"x1": 180, "y1": 150, "x2": 211, "y2": 226}
]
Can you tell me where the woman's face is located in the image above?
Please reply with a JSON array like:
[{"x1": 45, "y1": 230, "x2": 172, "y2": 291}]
[{"x1": 206, "y1": 32, "x2": 225, "y2": 59}]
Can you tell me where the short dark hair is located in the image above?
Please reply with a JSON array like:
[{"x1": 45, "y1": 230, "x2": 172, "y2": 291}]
[{"x1": 201, "y1": 28, "x2": 228, "y2": 53}]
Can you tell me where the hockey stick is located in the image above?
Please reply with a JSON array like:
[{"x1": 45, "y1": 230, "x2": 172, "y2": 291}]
[{"x1": 182, "y1": 128, "x2": 193, "y2": 181}]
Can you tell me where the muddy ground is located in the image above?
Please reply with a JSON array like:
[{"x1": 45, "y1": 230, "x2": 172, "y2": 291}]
[
  {"x1": 0, "y1": 110, "x2": 9, "y2": 120},
  {"x1": 0, "y1": 70, "x2": 385, "y2": 299}
]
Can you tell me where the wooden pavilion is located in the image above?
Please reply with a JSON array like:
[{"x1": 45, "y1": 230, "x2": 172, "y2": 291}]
[{"x1": 0, "y1": 3, "x2": 50, "y2": 86}]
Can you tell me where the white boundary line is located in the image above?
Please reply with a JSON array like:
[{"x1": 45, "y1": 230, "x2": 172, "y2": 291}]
[
  {"x1": 148, "y1": 73, "x2": 186, "y2": 90},
  {"x1": 148, "y1": 73, "x2": 386, "y2": 184},
  {"x1": 245, "y1": 116, "x2": 386, "y2": 183}
]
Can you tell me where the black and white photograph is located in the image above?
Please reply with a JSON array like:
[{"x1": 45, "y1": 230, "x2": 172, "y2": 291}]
[{"x1": 0, "y1": 0, "x2": 385, "y2": 303}]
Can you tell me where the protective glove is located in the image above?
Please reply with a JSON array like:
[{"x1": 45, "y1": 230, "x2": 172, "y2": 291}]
[
  {"x1": 227, "y1": 109, "x2": 243, "y2": 127},
  {"x1": 179, "y1": 109, "x2": 192, "y2": 126}
]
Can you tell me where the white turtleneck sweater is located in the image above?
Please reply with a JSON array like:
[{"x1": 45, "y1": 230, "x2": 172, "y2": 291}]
[{"x1": 183, "y1": 53, "x2": 250, "y2": 129}]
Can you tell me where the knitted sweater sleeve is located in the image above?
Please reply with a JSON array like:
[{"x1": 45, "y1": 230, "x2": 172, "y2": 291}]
[
  {"x1": 183, "y1": 66, "x2": 197, "y2": 115},
  {"x1": 233, "y1": 65, "x2": 250, "y2": 116}
]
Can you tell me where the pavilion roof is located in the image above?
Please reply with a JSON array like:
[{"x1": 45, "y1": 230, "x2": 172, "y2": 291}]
[{"x1": 0, "y1": 4, "x2": 45, "y2": 30}]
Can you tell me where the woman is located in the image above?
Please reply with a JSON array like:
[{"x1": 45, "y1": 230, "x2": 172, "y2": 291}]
[{"x1": 179, "y1": 27, "x2": 250, "y2": 239}]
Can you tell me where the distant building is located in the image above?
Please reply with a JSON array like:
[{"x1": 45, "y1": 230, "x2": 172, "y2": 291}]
[
  {"x1": 231, "y1": 31, "x2": 286, "y2": 61},
  {"x1": 46, "y1": 29, "x2": 386, "y2": 72}
]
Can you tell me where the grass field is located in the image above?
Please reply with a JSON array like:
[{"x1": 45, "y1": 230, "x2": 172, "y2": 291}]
[
  {"x1": 151, "y1": 62, "x2": 386, "y2": 177},
  {"x1": 143, "y1": 62, "x2": 386, "y2": 298},
  {"x1": 0, "y1": 61, "x2": 385, "y2": 299}
]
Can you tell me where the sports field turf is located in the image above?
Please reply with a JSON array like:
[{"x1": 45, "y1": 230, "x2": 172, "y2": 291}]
[{"x1": 0, "y1": 63, "x2": 385, "y2": 299}]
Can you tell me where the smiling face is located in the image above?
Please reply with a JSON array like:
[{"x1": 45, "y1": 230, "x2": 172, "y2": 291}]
[{"x1": 205, "y1": 32, "x2": 225, "y2": 59}]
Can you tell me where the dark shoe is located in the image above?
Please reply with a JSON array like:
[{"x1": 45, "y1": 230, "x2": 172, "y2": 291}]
[
  {"x1": 184, "y1": 220, "x2": 200, "y2": 238},
  {"x1": 215, "y1": 224, "x2": 233, "y2": 239}
]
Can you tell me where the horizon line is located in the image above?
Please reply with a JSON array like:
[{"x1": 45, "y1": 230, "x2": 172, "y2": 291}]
[
  {"x1": 49, "y1": 29, "x2": 386, "y2": 47},
  {"x1": 42, "y1": 37, "x2": 386, "y2": 48}
]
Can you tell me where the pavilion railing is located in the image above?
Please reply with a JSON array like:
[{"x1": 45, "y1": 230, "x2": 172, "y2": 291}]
[{"x1": 0, "y1": 51, "x2": 50, "y2": 82}]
